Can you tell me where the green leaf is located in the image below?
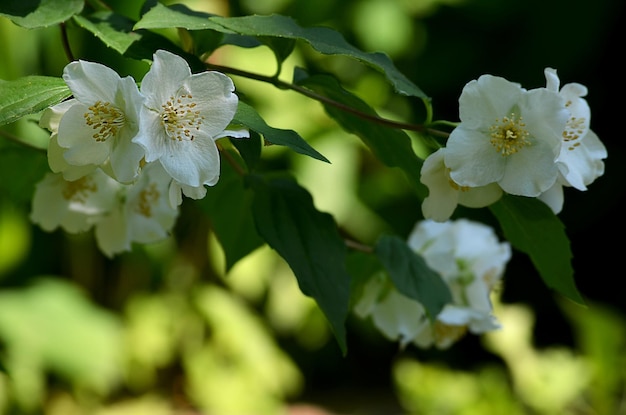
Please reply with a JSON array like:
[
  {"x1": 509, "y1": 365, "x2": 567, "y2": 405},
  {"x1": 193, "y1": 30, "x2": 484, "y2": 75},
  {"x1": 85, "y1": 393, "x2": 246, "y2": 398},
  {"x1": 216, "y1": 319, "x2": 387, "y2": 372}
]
[
  {"x1": 0, "y1": 0, "x2": 83, "y2": 28},
  {"x1": 209, "y1": 14, "x2": 427, "y2": 99},
  {"x1": 247, "y1": 173, "x2": 351, "y2": 354},
  {"x1": 135, "y1": 7, "x2": 427, "y2": 99},
  {"x1": 0, "y1": 76, "x2": 70, "y2": 126},
  {"x1": 196, "y1": 157, "x2": 264, "y2": 272},
  {"x1": 135, "y1": 4, "x2": 296, "y2": 74},
  {"x1": 73, "y1": 12, "x2": 142, "y2": 56},
  {"x1": 73, "y1": 11, "x2": 196, "y2": 67},
  {"x1": 489, "y1": 194, "x2": 584, "y2": 304},
  {"x1": 134, "y1": 2, "x2": 229, "y2": 32},
  {"x1": 229, "y1": 131, "x2": 262, "y2": 172},
  {"x1": 375, "y1": 235, "x2": 452, "y2": 321},
  {"x1": 233, "y1": 101, "x2": 329, "y2": 163},
  {"x1": 295, "y1": 70, "x2": 427, "y2": 197}
]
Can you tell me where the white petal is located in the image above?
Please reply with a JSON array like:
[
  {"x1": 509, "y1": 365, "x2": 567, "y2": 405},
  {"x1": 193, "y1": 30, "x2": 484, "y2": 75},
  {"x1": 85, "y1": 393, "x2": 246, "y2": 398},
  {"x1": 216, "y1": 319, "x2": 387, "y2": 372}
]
[
  {"x1": 159, "y1": 137, "x2": 221, "y2": 187},
  {"x1": 63, "y1": 60, "x2": 123, "y2": 104}
]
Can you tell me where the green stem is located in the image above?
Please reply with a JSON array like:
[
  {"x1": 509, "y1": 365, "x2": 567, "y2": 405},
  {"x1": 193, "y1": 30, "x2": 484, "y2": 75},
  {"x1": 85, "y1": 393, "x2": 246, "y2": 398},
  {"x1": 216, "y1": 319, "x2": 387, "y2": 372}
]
[{"x1": 204, "y1": 62, "x2": 449, "y2": 139}]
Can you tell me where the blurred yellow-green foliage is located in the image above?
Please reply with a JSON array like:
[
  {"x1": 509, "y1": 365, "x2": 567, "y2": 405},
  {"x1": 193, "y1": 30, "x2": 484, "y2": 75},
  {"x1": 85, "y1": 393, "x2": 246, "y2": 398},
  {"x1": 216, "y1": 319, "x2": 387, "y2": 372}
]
[{"x1": 1, "y1": 0, "x2": 625, "y2": 414}]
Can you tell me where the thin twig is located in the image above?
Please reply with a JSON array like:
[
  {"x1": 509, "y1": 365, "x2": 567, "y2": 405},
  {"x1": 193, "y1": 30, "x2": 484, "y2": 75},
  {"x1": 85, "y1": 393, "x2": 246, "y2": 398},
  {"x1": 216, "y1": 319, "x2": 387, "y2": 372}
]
[
  {"x1": 345, "y1": 238, "x2": 374, "y2": 253},
  {"x1": 60, "y1": 23, "x2": 75, "y2": 62},
  {"x1": 204, "y1": 62, "x2": 449, "y2": 138}
]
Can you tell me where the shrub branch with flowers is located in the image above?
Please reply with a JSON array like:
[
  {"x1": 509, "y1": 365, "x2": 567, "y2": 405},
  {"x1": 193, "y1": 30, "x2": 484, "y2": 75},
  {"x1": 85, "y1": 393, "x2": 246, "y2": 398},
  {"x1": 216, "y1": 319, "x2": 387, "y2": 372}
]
[{"x1": 0, "y1": 0, "x2": 606, "y2": 363}]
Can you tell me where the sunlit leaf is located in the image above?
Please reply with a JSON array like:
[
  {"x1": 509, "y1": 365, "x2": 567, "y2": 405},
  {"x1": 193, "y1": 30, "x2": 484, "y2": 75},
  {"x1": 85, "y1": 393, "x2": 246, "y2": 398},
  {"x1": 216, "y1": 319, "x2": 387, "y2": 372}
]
[
  {"x1": 294, "y1": 70, "x2": 427, "y2": 197},
  {"x1": 208, "y1": 14, "x2": 427, "y2": 99},
  {"x1": 490, "y1": 194, "x2": 584, "y2": 304},
  {"x1": 0, "y1": 0, "x2": 83, "y2": 28},
  {"x1": 135, "y1": 6, "x2": 428, "y2": 99},
  {"x1": 0, "y1": 279, "x2": 122, "y2": 396},
  {"x1": 247, "y1": 173, "x2": 350, "y2": 353},
  {"x1": 0, "y1": 76, "x2": 70, "y2": 126},
  {"x1": 134, "y1": 2, "x2": 229, "y2": 32},
  {"x1": 233, "y1": 101, "x2": 328, "y2": 163},
  {"x1": 73, "y1": 11, "x2": 195, "y2": 67},
  {"x1": 375, "y1": 235, "x2": 452, "y2": 320}
]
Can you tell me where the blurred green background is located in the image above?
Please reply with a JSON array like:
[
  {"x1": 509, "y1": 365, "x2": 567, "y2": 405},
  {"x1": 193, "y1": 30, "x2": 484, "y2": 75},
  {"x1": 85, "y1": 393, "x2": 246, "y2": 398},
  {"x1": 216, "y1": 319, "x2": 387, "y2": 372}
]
[{"x1": 1, "y1": 0, "x2": 624, "y2": 414}]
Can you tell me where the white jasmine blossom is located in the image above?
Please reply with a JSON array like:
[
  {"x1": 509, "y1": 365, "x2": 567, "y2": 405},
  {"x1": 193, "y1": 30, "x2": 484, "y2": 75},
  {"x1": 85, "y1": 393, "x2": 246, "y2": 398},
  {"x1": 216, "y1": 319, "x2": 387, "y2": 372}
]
[
  {"x1": 134, "y1": 49, "x2": 243, "y2": 188},
  {"x1": 94, "y1": 162, "x2": 180, "y2": 257},
  {"x1": 353, "y1": 273, "x2": 430, "y2": 348},
  {"x1": 54, "y1": 60, "x2": 145, "y2": 183},
  {"x1": 354, "y1": 219, "x2": 511, "y2": 349},
  {"x1": 444, "y1": 74, "x2": 569, "y2": 197},
  {"x1": 407, "y1": 219, "x2": 511, "y2": 348},
  {"x1": 536, "y1": 68, "x2": 607, "y2": 213},
  {"x1": 420, "y1": 148, "x2": 502, "y2": 222},
  {"x1": 30, "y1": 169, "x2": 122, "y2": 233}
]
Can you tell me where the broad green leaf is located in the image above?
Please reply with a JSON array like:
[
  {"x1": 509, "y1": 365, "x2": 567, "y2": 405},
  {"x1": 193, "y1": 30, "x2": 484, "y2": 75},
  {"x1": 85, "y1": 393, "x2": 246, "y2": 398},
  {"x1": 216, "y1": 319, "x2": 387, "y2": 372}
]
[
  {"x1": 134, "y1": 2, "x2": 229, "y2": 32},
  {"x1": 0, "y1": 76, "x2": 70, "y2": 126},
  {"x1": 247, "y1": 173, "x2": 351, "y2": 353},
  {"x1": 73, "y1": 12, "x2": 142, "y2": 56},
  {"x1": 229, "y1": 131, "x2": 262, "y2": 172},
  {"x1": 375, "y1": 235, "x2": 452, "y2": 321},
  {"x1": 233, "y1": 101, "x2": 329, "y2": 163},
  {"x1": 490, "y1": 194, "x2": 584, "y2": 304},
  {"x1": 135, "y1": 3, "x2": 297, "y2": 72},
  {"x1": 209, "y1": 14, "x2": 427, "y2": 99},
  {"x1": 295, "y1": 70, "x2": 427, "y2": 198},
  {"x1": 196, "y1": 157, "x2": 264, "y2": 271},
  {"x1": 73, "y1": 12, "x2": 197, "y2": 67},
  {"x1": 135, "y1": 7, "x2": 428, "y2": 99},
  {"x1": 0, "y1": 0, "x2": 83, "y2": 29}
]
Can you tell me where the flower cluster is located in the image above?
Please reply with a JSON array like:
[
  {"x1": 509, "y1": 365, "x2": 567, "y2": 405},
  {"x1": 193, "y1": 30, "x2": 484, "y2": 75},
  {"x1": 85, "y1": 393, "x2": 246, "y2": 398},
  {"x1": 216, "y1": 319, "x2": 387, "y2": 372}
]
[
  {"x1": 354, "y1": 219, "x2": 511, "y2": 349},
  {"x1": 31, "y1": 50, "x2": 247, "y2": 256},
  {"x1": 421, "y1": 68, "x2": 607, "y2": 221}
]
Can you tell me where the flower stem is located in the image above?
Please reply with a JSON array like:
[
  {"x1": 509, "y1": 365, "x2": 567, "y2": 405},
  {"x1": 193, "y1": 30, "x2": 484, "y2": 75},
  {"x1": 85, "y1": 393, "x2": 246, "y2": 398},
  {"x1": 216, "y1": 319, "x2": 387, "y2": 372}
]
[{"x1": 204, "y1": 62, "x2": 449, "y2": 138}]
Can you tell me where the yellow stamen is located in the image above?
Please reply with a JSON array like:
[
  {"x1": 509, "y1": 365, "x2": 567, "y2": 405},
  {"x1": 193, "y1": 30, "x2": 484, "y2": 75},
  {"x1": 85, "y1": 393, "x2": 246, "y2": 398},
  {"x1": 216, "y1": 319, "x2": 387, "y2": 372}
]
[
  {"x1": 160, "y1": 93, "x2": 205, "y2": 141},
  {"x1": 83, "y1": 101, "x2": 126, "y2": 142},
  {"x1": 489, "y1": 113, "x2": 531, "y2": 156}
]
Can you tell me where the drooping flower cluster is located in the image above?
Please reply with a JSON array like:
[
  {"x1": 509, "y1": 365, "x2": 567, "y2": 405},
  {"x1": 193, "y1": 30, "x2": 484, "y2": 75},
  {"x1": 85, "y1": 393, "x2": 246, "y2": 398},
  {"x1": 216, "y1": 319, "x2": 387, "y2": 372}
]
[
  {"x1": 31, "y1": 50, "x2": 247, "y2": 256},
  {"x1": 421, "y1": 68, "x2": 607, "y2": 221},
  {"x1": 353, "y1": 219, "x2": 511, "y2": 349}
]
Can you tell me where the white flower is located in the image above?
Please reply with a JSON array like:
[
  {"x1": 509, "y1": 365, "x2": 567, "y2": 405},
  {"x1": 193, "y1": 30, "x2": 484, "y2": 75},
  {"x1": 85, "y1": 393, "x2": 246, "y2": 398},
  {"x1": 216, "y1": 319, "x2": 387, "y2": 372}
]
[
  {"x1": 94, "y1": 162, "x2": 180, "y2": 257},
  {"x1": 53, "y1": 60, "x2": 145, "y2": 183},
  {"x1": 537, "y1": 68, "x2": 607, "y2": 213},
  {"x1": 353, "y1": 273, "x2": 430, "y2": 348},
  {"x1": 353, "y1": 219, "x2": 511, "y2": 349},
  {"x1": 407, "y1": 219, "x2": 511, "y2": 348},
  {"x1": 30, "y1": 169, "x2": 122, "y2": 233},
  {"x1": 444, "y1": 74, "x2": 570, "y2": 197},
  {"x1": 134, "y1": 49, "x2": 242, "y2": 188},
  {"x1": 420, "y1": 148, "x2": 502, "y2": 222},
  {"x1": 39, "y1": 100, "x2": 98, "y2": 181}
]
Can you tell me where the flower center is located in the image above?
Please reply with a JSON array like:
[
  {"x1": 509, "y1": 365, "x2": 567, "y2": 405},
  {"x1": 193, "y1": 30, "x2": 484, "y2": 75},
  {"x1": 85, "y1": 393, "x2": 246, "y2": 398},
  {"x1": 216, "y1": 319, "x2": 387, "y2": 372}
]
[
  {"x1": 84, "y1": 101, "x2": 126, "y2": 142},
  {"x1": 489, "y1": 113, "x2": 531, "y2": 156},
  {"x1": 62, "y1": 176, "x2": 97, "y2": 202},
  {"x1": 433, "y1": 320, "x2": 467, "y2": 346},
  {"x1": 134, "y1": 183, "x2": 160, "y2": 218},
  {"x1": 160, "y1": 94, "x2": 204, "y2": 141},
  {"x1": 562, "y1": 100, "x2": 586, "y2": 151}
]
